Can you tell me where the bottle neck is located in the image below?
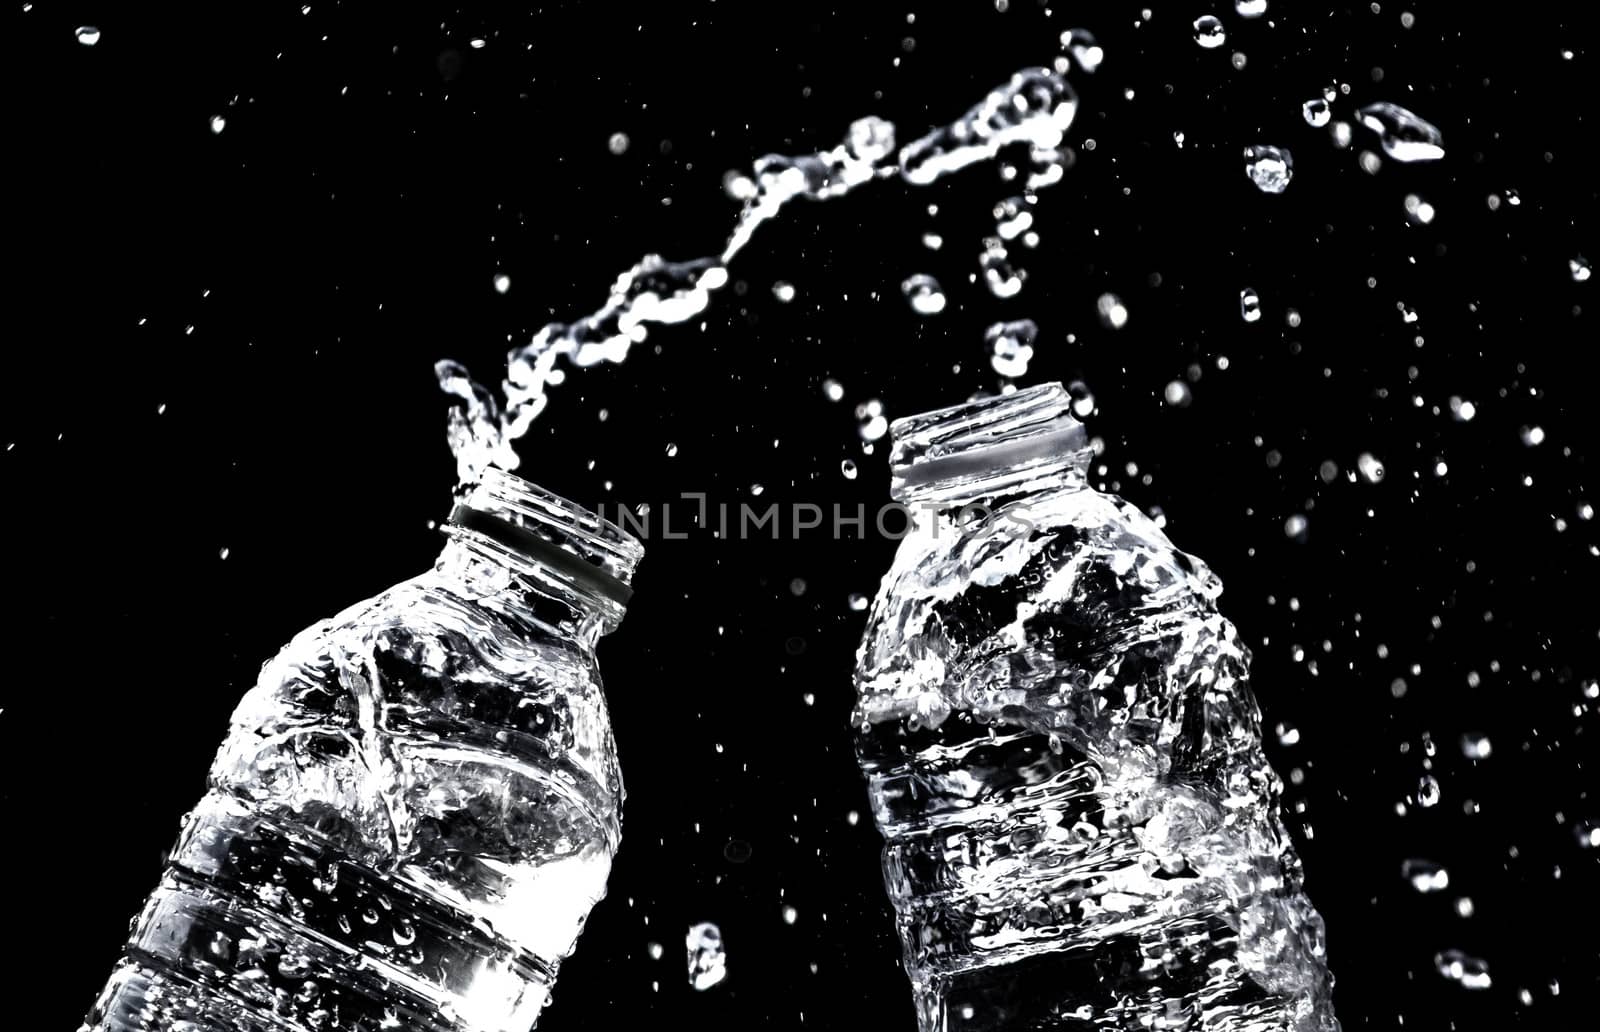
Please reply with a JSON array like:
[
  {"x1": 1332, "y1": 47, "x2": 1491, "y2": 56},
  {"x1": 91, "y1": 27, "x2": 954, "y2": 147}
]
[
  {"x1": 436, "y1": 468, "x2": 643, "y2": 645},
  {"x1": 889, "y1": 383, "x2": 1092, "y2": 512}
]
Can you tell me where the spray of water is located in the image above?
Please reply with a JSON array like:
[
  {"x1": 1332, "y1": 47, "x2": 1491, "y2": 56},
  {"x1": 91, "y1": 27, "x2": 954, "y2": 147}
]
[{"x1": 435, "y1": 63, "x2": 1083, "y2": 484}]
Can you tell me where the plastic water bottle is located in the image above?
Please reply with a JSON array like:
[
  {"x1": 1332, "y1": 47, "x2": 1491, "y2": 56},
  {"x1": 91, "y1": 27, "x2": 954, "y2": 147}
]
[
  {"x1": 853, "y1": 383, "x2": 1338, "y2": 1031},
  {"x1": 83, "y1": 468, "x2": 644, "y2": 1032}
]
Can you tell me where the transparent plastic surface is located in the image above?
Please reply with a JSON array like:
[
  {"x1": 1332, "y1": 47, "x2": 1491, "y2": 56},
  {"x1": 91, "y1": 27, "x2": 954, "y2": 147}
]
[{"x1": 854, "y1": 384, "x2": 1339, "y2": 1032}]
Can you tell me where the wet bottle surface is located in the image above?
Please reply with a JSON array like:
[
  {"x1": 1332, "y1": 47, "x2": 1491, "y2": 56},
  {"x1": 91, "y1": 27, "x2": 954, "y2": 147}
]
[
  {"x1": 853, "y1": 384, "x2": 1338, "y2": 1032},
  {"x1": 83, "y1": 469, "x2": 643, "y2": 1032}
]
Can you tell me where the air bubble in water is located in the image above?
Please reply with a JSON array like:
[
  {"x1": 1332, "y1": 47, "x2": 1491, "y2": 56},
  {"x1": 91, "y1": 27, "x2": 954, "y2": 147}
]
[
  {"x1": 1357, "y1": 102, "x2": 1445, "y2": 162},
  {"x1": 1435, "y1": 950, "x2": 1491, "y2": 990},
  {"x1": 1357, "y1": 452, "x2": 1386, "y2": 483},
  {"x1": 986, "y1": 319, "x2": 1039, "y2": 378},
  {"x1": 1193, "y1": 15, "x2": 1227, "y2": 48},
  {"x1": 493, "y1": 274, "x2": 511, "y2": 295},
  {"x1": 1240, "y1": 288, "x2": 1262, "y2": 322},
  {"x1": 686, "y1": 922, "x2": 727, "y2": 990},
  {"x1": 1096, "y1": 293, "x2": 1129, "y2": 330},
  {"x1": 1402, "y1": 858, "x2": 1450, "y2": 893},
  {"x1": 1302, "y1": 99, "x2": 1331, "y2": 127},
  {"x1": 1060, "y1": 28, "x2": 1104, "y2": 73},
  {"x1": 902, "y1": 274, "x2": 947, "y2": 315},
  {"x1": 76, "y1": 26, "x2": 101, "y2": 46},
  {"x1": 1163, "y1": 381, "x2": 1192, "y2": 408},
  {"x1": 608, "y1": 133, "x2": 630, "y2": 155},
  {"x1": 1236, "y1": 0, "x2": 1268, "y2": 17},
  {"x1": 856, "y1": 399, "x2": 888, "y2": 442},
  {"x1": 1572, "y1": 256, "x2": 1592, "y2": 282},
  {"x1": 1244, "y1": 145, "x2": 1294, "y2": 194}
]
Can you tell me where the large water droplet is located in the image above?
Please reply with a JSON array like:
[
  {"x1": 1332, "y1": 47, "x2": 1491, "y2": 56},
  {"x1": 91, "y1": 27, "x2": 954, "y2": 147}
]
[
  {"x1": 1302, "y1": 98, "x2": 1331, "y2": 127},
  {"x1": 986, "y1": 319, "x2": 1039, "y2": 378},
  {"x1": 1193, "y1": 15, "x2": 1227, "y2": 49},
  {"x1": 1096, "y1": 293, "x2": 1128, "y2": 330},
  {"x1": 1401, "y1": 858, "x2": 1450, "y2": 893},
  {"x1": 1357, "y1": 102, "x2": 1445, "y2": 162},
  {"x1": 686, "y1": 922, "x2": 728, "y2": 990},
  {"x1": 1434, "y1": 950, "x2": 1491, "y2": 990},
  {"x1": 1240, "y1": 288, "x2": 1262, "y2": 322},
  {"x1": 902, "y1": 274, "x2": 947, "y2": 315},
  {"x1": 1244, "y1": 145, "x2": 1294, "y2": 194}
]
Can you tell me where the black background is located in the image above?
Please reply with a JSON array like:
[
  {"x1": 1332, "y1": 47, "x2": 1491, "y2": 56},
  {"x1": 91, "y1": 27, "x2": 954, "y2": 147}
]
[{"x1": 6, "y1": 1, "x2": 1597, "y2": 1029}]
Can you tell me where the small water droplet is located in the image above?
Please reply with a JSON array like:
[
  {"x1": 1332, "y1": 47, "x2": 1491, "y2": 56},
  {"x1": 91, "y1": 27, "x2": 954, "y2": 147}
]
[
  {"x1": 822, "y1": 378, "x2": 845, "y2": 402},
  {"x1": 76, "y1": 26, "x2": 101, "y2": 46},
  {"x1": 1284, "y1": 515, "x2": 1309, "y2": 541},
  {"x1": 686, "y1": 922, "x2": 728, "y2": 990},
  {"x1": 772, "y1": 281, "x2": 796, "y2": 302},
  {"x1": 1302, "y1": 98, "x2": 1332, "y2": 127},
  {"x1": 493, "y1": 273, "x2": 511, "y2": 294},
  {"x1": 1236, "y1": 0, "x2": 1268, "y2": 16},
  {"x1": 781, "y1": 905, "x2": 798, "y2": 925},
  {"x1": 1520, "y1": 425, "x2": 1545, "y2": 447},
  {"x1": 848, "y1": 593, "x2": 869, "y2": 612},
  {"x1": 840, "y1": 459, "x2": 858, "y2": 480},
  {"x1": 1357, "y1": 452, "x2": 1386, "y2": 483},
  {"x1": 1275, "y1": 722, "x2": 1301, "y2": 747},
  {"x1": 608, "y1": 132, "x2": 630, "y2": 155},
  {"x1": 665, "y1": 442, "x2": 679, "y2": 457},
  {"x1": 1571, "y1": 256, "x2": 1592, "y2": 282},
  {"x1": 219, "y1": 547, "x2": 231, "y2": 560},
  {"x1": 1416, "y1": 775, "x2": 1442, "y2": 807},
  {"x1": 1459, "y1": 733, "x2": 1492, "y2": 760},
  {"x1": 986, "y1": 319, "x2": 1039, "y2": 378},
  {"x1": 1163, "y1": 380, "x2": 1192, "y2": 408},
  {"x1": 1404, "y1": 193, "x2": 1436, "y2": 225},
  {"x1": 210, "y1": 115, "x2": 227, "y2": 134},
  {"x1": 856, "y1": 399, "x2": 888, "y2": 442},
  {"x1": 1434, "y1": 949, "x2": 1491, "y2": 990},
  {"x1": 1060, "y1": 29, "x2": 1103, "y2": 73}
]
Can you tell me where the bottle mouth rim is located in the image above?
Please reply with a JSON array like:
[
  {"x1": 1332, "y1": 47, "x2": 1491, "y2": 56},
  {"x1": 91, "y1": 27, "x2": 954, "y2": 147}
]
[{"x1": 451, "y1": 467, "x2": 644, "y2": 608}]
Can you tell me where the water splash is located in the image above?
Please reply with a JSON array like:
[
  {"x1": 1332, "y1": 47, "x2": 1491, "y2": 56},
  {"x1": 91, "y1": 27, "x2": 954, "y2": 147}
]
[{"x1": 435, "y1": 64, "x2": 1082, "y2": 484}]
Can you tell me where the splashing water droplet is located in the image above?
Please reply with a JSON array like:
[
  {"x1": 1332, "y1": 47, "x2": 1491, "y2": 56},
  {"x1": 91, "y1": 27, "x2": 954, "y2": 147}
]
[
  {"x1": 1060, "y1": 28, "x2": 1103, "y2": 74},
  {"x1": 899, "y1": 68, "x2": 1078, "y2": 186},
  {"x1": 986, "y1": 319, "x2": 1039, "y2": 378},
  {"x1": 686, "y1": 922, "x2": 727, "y2": 990},
  {"x1": 1193, "y1": 16, "x2": 1227, "y2": 49},
  {"x1": 1357, "y1": 102, "x2": 1445, "y2": 162},
  {"x1": 1240, "y1": 288, "x2": 1262, "y2": 322},
  {"x1": 1402, "y1": 858, "x2": 1450, "y2": 893},
  {"x1": 1404, "y1": 193, "x2": 1436, "y2": 225},
  {"x1": 1434, "y1": 950, "x2": 1491, "y2": 990},
  {"x1": 1302, "y1": 98, "x2": 1331, "y2": 127},
  {"x1": 1244, "y1": 145, "x2": 1294, "y2": 194},
  {"x1": 76, "y1": 26, "x2": 101, "y2": 46},
  {"x1": 1163, "y1": 380, "x2": 1192, "y2": 408},
  {"x1": 1096, "y1": 293, "x2": 1129, "y2": 330},
  {"x1": 856, "y1": 399, "x2": 888, "y2": 442},
  {"x1": 902, "y1": 274, "x2": 947, "y2": 315},
  {"x1": 980, "y1": 241, "x2": 1026, "y2": 298}
]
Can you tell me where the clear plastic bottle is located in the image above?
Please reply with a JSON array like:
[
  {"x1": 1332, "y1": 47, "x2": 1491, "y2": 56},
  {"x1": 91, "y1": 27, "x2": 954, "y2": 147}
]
[
  {"x1": 853, "y1": 384, "x2": 1338, "y2": 1031},
  {"x1": 83, "y1": 468, "x2": 643, "y2": 1032}
]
